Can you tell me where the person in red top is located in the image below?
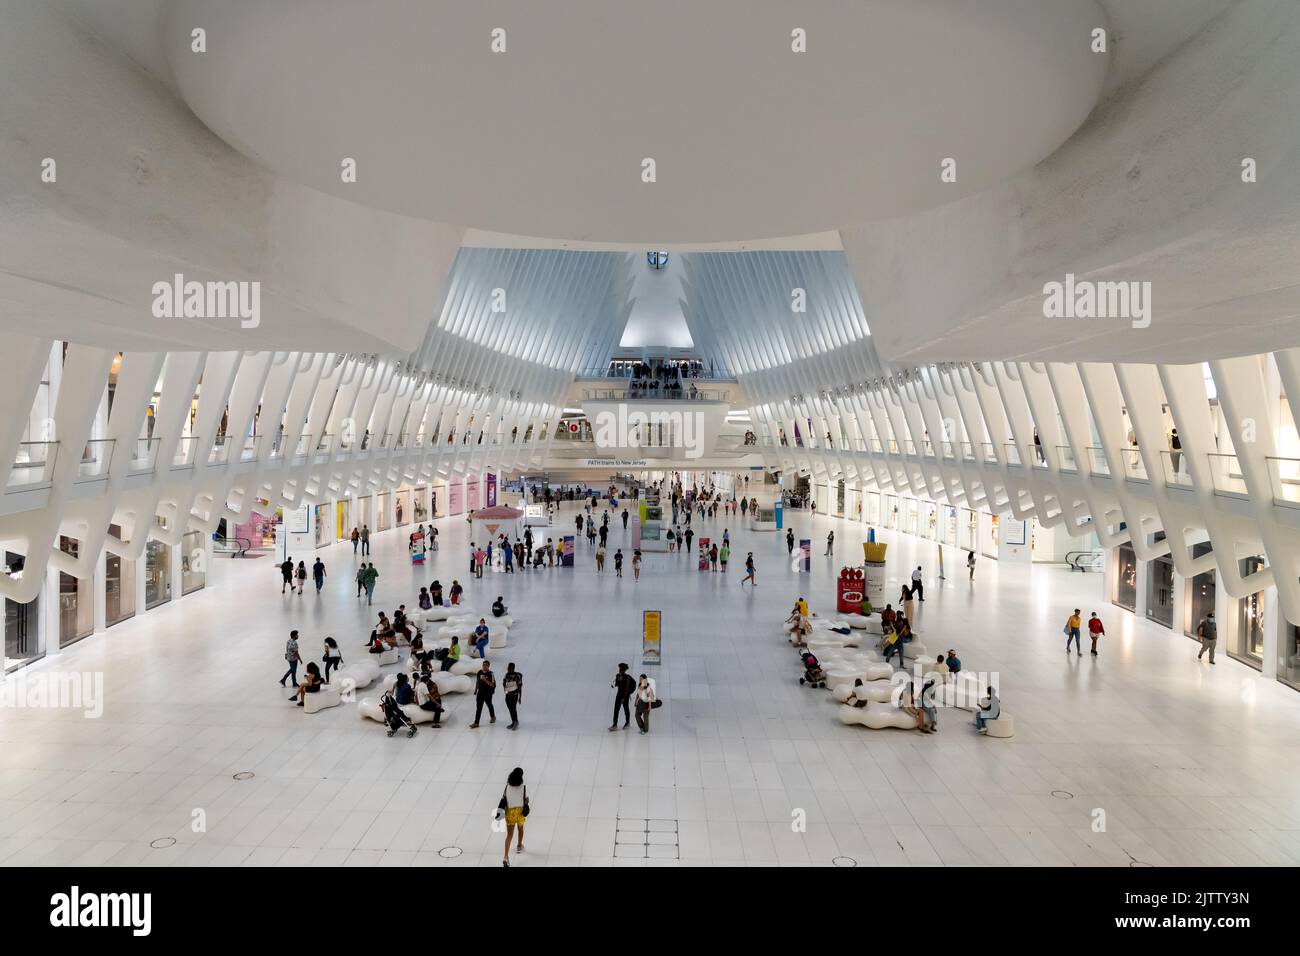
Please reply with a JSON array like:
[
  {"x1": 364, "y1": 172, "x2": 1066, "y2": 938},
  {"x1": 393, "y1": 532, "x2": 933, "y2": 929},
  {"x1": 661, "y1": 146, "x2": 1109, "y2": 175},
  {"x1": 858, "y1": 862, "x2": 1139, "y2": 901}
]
[
  {"x1": 1087, "y1": 612, "x2": 1105, "y2": 655},
  {"x1": 880, "y1": 604, "x2": 897, "y2": 632}
]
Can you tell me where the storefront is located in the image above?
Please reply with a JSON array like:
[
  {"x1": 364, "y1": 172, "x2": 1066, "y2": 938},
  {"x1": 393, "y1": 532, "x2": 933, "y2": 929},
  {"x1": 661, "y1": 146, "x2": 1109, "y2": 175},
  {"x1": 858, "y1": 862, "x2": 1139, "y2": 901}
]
[
  {"x1": 1184, "y1": 542, "x2": 1215, "y2": 643},
  {"x1": 1145, "y1": 554, "x2": 1174, "y2": 628},
  {"x1": 314, "y1": 503, "x2": 332, "y2": 547},
  {"x1": 335, "y1": 498, "x2": 351, "y2": 541},
  {"x1": 58, "y1": 536, "x2": 93, "y2": 648},
  {"x1": 4, "y1": 552, "x2": 41, "y2": 673},
  {"x1": 376, "y1": 492, "x2": 392, "y2": 531},
  {"x1": 982, "y1": 513, "x2": 999, "y2": 559},
  {"x1": 1282, "y1": 625, "x2": 1300, "y2": 691},
  {"x1": 395, "y1": 489, "x2": 411, "y2": 527},
  {"x1": 903, "y1": 498, "x2": 918, "y2": 534},
  {"x1": 834, "y1": 480, "x2": 845, "y2": 516},
  {"x1": 355, "y1": 495, "x2": 372, "y2": 531},
  {"x1": 105, "y1": 525, "x2": 136, "y2": 627},
  {"x1": 962, "y1": 508, "x2": 977, "y2": 552},
  {"x1": 867, "y1": 491, "x2": 881, "y2": 525},
  {"x1": 1230, "y1": 556, "x2": 1266, "y2": 669},
  {"x1": 1113, "y1": 543, "x2": 1138, "y2": 612},
  {"x1": 413, "y1": 486, "x2": 429, "y2": 524},
  {"x1": 181, "y1": 529, "x2": 206, "y2": 595},
  {"x1": 144, "y1": 535, "x2": 172, "y2": 610}
]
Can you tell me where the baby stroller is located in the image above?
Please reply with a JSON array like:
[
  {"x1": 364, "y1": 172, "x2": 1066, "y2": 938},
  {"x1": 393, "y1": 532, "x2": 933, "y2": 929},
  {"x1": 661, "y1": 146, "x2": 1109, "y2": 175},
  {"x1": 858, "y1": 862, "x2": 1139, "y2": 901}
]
[
  {"x1": 799, "y1": 651, "x2": 826, "y2": 688},
  {"x1": 379, "y1": 691, "x2": 417, "y2": 738}
]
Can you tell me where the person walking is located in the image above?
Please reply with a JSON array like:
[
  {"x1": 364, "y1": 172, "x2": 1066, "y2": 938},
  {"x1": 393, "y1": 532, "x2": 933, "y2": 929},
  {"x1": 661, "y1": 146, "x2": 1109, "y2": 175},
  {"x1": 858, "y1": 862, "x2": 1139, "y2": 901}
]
[
  {"x1": 350, "y1": 527, "x2": 360, "y2": 554},
  {"x1": 741, "y1": 552, "x2": 756, "y2": 586},
  {"x1": 718, "y1": 542, "x2": 729, "y2": 572},
  {"x1": 322, "y1": 636, "x2": 342, "y2": 683},
  {"x1": 632, "y1": 549, "x2": 642, "y2": 581},
  {"x1": 280, "y1": 556, "x2": 294, "y2": 594},
  {"x1": 967, "y1": 550, "x2": 976, "y2": 581},
  {"x1": 622, "y1": 508, "x2": 629, "y2": 530},
  {"x1": 786, "y1": 527, "x2": 795, "y2": 556},
  {"x1": 919, "y1": 668, "x2": 940, "y2": 734},
  {"x1": 470, "y1": 660, "x2": 497, "y2": 728},
  {"x1": 312, "y1": 557, "x2": 326, "y2": 595},
  {"x1": 363, "y1": 562, "x2": 379, "y2": 606},
  {"x1": 355, "y1": 563, "x2": 367, "y2": 598},
  {"x1": 609, "y1": 663, "x2": 635, "y2": 731},
  {"x1": 498, "y1": 767, "x2": 528, "y2": 867},
  {"x1": 295, "y1": 560, "x2": 307, "y2": 595},
  {"x1": 596, "y1": 542, "x2": 606, "y2": 573},
  {"x1": 1196, "y1": 611, "x2": 1218, "y2": 664},
  {"x1": 1087, "y1": 612, "x2": 1105, "y2": 655},
  {"x1": 1064, "y1": 608, "x2": 1082, "y2": 655},
  {"x1": 825, "y1": 530, "x2": 834, "y2": 555},
  {"x1": 901, "y1": 584, "x2": 915, "y2": 622},
  {"x1": 635, "y1": 673, "x2": 656, "y2": 735},
  {"x1": 685, "y1": 527, "x2": 694, "y2": 555},
  {"x1": 911, "y1": 566, "x2": 925, "y2": 602},
  {"x1": 502, "y1": 662, "x2": 523, "y2": 730},
  {"x1": 279, "y1": 629, "x2": 302, "y2": 687},
  {"x1": 360, "y1": 524, "x2": 370, "y2": 555},
  {"x1": 614, "y1": 548, "x2": 624, "y2": 577}
]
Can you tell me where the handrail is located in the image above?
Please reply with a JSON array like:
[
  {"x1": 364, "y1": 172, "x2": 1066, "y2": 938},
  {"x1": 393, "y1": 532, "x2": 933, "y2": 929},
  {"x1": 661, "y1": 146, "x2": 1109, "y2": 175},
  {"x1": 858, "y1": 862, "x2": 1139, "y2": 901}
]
[
  {"x1": 1066, "y1": 550, "x2": 1104, "y2": 572},
  {"x1": 212, "y1": 534, "x2": 253, "y2": 557}
]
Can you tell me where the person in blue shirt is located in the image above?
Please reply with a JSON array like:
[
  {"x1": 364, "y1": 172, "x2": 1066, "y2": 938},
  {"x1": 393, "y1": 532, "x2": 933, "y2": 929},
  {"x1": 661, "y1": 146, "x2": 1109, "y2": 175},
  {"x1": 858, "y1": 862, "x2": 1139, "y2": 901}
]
[
  {"x1": 945, "y1": 650, "x2": 962, "y2": 674},
  {"x1": 393, "y1": 672, "x2": 414, "y2": 706},
  {"x1": 474, "y1": 619, "x2": 490, "y2": 661}
]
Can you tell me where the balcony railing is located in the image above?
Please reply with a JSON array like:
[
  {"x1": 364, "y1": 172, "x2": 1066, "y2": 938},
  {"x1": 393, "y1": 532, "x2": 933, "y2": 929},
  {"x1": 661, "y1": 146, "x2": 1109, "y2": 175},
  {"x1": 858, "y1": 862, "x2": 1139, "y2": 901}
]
[
  {"x1": 78, "y1": 439, "x2": 115, "y2": 479},
  {"x1": 1118, "y1": 447, "x2": 1148, "y2": 482},
  {"x1": 1056, "y1": 445, "x2": 1078, "y2": 472},
  {"x1": 172, "y1": 436, "x2": 200, "y2": 468},
  {"x1": 1207, "y1": 453, "x2": 1247, "y2": 498},
  {"x1": 1159, "y1": 451, "x2": 1193, "y2": 488},
  {"x1": 8, "y1": 441, "x2": 59, "y2": 488},
  {"x1": 1004, "y1": 443, "x2": 1022, "y2": 466},
  {"x1": 1086, "y1": 446, "x2": 1110, "y2": 476},
  {"x1": 1266, "y1": 456, "x2": 1300, "y2": 507}
]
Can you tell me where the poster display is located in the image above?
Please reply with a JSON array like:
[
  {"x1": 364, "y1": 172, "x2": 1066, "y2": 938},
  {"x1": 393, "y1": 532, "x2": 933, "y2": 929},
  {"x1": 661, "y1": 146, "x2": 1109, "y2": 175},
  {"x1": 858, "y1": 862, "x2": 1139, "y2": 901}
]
[
  {"x1": 799, "y1": 539, "x2": 811, "y2": 572},
  {"x1": 561, "y1": 535, "x2": 575, "y2": 567},
  {"x1": 486, "y1": 473, "x2": 498, "y2": 507},
  {"x1": 698, "y1": 537, "x2": 710, "y2": 571},
  {"x1": 642, "y1": 610, "x2": 662, "y2": 665}
]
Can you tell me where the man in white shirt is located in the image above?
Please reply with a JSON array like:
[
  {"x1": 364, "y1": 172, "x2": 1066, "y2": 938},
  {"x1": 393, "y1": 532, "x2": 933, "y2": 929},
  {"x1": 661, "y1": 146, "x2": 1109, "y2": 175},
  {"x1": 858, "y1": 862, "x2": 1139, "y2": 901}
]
[
  {"x1": 975, "y1": 687, "x2": 1000, "y2": 733},
  {"x1": 911, "y1": 565, "x2": 925, "y2": 602}
]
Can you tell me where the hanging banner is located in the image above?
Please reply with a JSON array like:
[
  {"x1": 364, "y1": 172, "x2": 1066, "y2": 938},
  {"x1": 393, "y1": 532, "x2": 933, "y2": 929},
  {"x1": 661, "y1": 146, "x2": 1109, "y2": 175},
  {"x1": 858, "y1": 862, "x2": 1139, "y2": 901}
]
[
  {"x1": 561, "y1": 535, "x2": 575, "y2": 567},
  {"x1": 642, "y1": 610, "x2": 662, "y2": 665},
  {"x1": 486, "y1": 473, "x2": 498, "y2": 507}
]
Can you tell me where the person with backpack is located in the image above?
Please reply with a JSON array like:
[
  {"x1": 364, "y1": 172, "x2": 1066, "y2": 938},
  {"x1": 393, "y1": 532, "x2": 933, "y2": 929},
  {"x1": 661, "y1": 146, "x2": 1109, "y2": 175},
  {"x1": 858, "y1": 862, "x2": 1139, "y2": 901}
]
[
  {"x1": 1196, "y1": 611, "x2": 1218, "y2": 664},
  {"x1": 502, "y1": 663, "x2": 523, "y2": 730},
  {"x1": 470, "y1": 661, "x2": 497, "y2": 728},
  {"x1": 312, "y1": 557, "x2": 326, "y2": 594},
  {"x1": 609, "y1": 663, "x2": 636, "y2": 731},
  {"x1": 635, "y1": 674, "x2": 656, "y2": 736},
  {"x1": 295, "y1": 560, "x2": 308, "y2": 595},
  {"x1": 356, "y1": 563, "x2": 367, "y2": 598},
  {"x1": 498, "y1": 767, "x2": 528, "y2": 867}
]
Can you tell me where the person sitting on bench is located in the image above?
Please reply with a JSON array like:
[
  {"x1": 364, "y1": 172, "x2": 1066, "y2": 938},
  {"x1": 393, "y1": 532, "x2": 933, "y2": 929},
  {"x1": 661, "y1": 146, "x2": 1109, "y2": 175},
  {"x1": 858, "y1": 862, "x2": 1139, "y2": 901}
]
[
  {"x1": 844, "y1": 678, "x2": 870, "y2": 708},
  {"x1": 492, "y1": 596, "x2": 507, "y2": 618},
  {"x1": 440, "y1": 636, "x2": 461, "y2": 672},
  {"x1": 975, "y1": 687, "x2": 1001, "y2": 733}
]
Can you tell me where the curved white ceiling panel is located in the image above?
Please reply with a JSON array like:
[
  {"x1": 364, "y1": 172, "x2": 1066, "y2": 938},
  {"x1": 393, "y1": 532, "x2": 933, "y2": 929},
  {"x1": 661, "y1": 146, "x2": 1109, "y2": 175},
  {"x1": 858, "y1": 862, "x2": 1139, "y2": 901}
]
[{"x1": 162, "y1": 0, "x2": 1108, "y2": 243}]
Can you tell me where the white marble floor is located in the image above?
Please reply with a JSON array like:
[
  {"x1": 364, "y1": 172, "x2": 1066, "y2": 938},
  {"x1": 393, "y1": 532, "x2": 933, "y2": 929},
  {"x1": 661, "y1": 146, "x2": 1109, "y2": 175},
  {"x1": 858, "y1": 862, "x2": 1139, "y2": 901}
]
[{"x1": 3, "y1": 500, "x2": 1300, "y2": 868}]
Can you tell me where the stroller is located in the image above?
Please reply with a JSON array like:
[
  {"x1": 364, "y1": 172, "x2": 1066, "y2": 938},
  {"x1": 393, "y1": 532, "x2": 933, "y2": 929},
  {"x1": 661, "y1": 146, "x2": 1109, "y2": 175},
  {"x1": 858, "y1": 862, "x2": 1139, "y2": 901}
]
[
  {"x1": 798, "y1": 651, "x2": 826, "y2": 688},
  {"x1": 378, "y1": 690, "x2": 418, "y2": 738}
]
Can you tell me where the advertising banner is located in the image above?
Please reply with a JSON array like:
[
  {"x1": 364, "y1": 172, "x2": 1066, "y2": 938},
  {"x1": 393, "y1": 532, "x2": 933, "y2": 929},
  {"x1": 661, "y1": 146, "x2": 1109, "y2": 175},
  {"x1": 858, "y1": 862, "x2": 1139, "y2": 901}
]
[
  {"x1": 642, "y1": 610, "x2": 662, "y2": 665},
  {"x1": 698, "y1": 537, "x2": 710, "y2": 571},
  {"x1": 486, "y1": 473, "x2": 498, "y2": 507},
  {"x1": 799, "y1": 539, "x2": 811, "y2": 572},
  {"x1": 561, "y1": 535, "x2": 575, "y2": 567}
]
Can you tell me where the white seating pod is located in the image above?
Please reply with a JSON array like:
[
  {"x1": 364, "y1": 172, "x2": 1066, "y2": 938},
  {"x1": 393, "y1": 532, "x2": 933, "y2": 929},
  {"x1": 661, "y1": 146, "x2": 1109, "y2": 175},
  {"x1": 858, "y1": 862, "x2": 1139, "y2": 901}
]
[
  {"x1": 302, "y1": 682, "x2": 342, "y2": 713},
  {"x1": 982, "y1": 714, "x2": 1015, "y2": 738},
  {"x1": 424, "y1": 604, "x2": 476, "y2": 622},
  {"x1": 334, "y1": 658, "x2": 380, "y2": 690},
  {"x1": 375, "y1": 647, "x2": 400, "y2": 666},
  {"x1": 382, "y1": 671, "x2": 472, "y2": 695},
  {"x1": 831, "y1": 680, "x2": 895, "y2": 704},
  {"x1": 357, "y1": 697, "x2": 452, "y2": 727},
  {"x1": 837, "y1": 701, "x2": 922, "y2": 731}
]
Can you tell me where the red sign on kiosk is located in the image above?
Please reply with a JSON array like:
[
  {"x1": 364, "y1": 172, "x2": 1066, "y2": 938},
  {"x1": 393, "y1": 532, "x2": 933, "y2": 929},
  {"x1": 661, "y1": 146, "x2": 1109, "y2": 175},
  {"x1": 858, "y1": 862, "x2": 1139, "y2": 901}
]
[
  {"x1": 698, "y1": 537, "x2": 710, "y2": 571},
  {"x1": 837, "y1": 566, "x2": 866, "y2": 613}
]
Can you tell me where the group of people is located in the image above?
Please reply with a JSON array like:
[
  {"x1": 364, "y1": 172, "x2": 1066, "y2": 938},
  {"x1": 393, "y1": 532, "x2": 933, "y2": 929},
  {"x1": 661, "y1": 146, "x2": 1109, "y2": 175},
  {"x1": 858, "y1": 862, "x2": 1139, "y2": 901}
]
[
  {"x1": 1062, "y1": 608, "x2": 1107, "y2": 656},
  {"x1": 280, "y1": 556, "x2": 328, "y2": 595},
  {"x1": 279, "y1": 630, "x2": 344, "y2": 705}
]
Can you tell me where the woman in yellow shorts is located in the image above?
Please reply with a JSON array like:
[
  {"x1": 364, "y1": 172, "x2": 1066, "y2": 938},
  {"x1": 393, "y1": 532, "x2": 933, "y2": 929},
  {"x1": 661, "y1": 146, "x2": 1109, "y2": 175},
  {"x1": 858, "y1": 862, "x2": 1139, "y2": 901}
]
[{"x1": 499, "y1": 767, "x2": 528, "y2": 867}]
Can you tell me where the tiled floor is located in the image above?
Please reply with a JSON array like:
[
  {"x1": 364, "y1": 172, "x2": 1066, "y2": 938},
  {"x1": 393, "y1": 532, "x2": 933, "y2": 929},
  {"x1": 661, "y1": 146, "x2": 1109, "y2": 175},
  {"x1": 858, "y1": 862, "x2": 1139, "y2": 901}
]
[{"x1": 3, "y1": 500, "x2": 1300, "y2": 867}]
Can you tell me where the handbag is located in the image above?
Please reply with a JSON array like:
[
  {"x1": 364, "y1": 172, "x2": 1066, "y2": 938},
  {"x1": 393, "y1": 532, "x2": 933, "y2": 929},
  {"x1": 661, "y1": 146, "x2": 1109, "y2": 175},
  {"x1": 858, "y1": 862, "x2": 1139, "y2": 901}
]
[{"x1": 651, "y1": 698, "x2": 663, "y2": 709}]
